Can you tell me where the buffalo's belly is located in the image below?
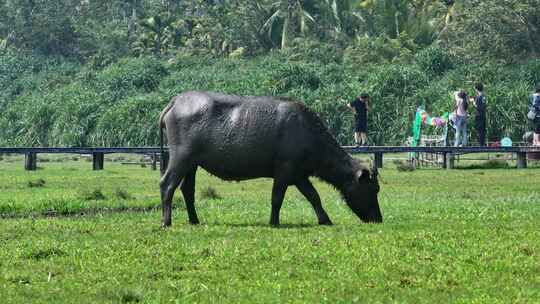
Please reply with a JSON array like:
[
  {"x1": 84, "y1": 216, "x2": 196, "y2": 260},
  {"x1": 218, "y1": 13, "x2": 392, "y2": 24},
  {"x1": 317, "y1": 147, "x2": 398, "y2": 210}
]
[
  {"x1": 195, "y1": 145, "x2": 275, "y2": 181},
  {"x1": 198, "y1": 158, "x2": 274, "y2": 181}
]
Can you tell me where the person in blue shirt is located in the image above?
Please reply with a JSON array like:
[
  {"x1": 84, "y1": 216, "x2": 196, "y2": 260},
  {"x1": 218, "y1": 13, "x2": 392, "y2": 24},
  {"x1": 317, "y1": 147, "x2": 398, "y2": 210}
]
[
  {"x1": 471, "y1": 83, "x2": 487, "y2": 146},
  {"x1": 532, "y1": 87, "x2": 540, "y2": 146},
  {"x1": 347, "y1": 93, "x2": 370, "y2": 146}
]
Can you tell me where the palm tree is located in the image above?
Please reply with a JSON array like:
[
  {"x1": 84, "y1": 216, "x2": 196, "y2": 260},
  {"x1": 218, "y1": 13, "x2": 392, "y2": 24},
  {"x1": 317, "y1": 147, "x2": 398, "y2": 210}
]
[
  {"x1": 353, "y1": 0, "x2": 446, "y2": 44},
  {"x1": 324, "y1": 0, "x2": 348, "y2": 32},
  {"x1": 138, "y1": 15, "x2": 175, "y2": 55},
  {"x1": 262, "y1": 0, "x2": 316, "y2": 49},
  {"x1": 437, "y1": 0, "x2": 455, "y2": 39}
]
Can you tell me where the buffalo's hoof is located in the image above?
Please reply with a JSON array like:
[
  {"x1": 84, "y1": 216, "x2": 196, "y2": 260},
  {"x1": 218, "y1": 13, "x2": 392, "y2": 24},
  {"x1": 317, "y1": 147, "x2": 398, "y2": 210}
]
[
  {"x1": 162, "y1": 216, "x2": 172, "y2": 227},
  {"x1": 319, "y1": 220, "x2": 333, "y2": 226},
  {"x1": 189, "y1": 220, "x2": 200, "y2": 225}
]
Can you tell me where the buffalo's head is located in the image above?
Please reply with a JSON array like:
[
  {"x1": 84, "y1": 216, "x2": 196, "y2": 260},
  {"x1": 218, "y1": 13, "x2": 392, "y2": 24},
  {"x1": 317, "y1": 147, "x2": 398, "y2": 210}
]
[{"x1": 343, "y1": 166, "x2": 382, "y2": 223}]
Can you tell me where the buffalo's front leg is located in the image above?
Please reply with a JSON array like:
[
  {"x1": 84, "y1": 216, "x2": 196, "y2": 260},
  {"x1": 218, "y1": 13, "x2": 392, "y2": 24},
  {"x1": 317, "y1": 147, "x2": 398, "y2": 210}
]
[
  {"x1": 269, "y1": 181, "x2": 288, "y2": 227},
  {"x1": 181, "y1": 167, "x2": 199, "y2": 225},
  {"x1": 296, "y1": 178, "x2": 332, "y2": 225}
]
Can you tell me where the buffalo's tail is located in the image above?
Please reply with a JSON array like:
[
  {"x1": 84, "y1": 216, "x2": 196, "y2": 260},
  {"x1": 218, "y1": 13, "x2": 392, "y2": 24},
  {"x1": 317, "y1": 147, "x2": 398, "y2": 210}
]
[{"x1": 158, "y1": 98, "x2": 175, "y2": 164}]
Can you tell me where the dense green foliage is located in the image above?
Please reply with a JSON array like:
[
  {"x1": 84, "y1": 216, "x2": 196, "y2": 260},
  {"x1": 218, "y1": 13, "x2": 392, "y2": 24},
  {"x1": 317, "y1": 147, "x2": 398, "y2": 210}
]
[
  {"x1": 1, "y1": 1, "x2": 540, "y2": 146},
  {"x1": 1, "y1": 50, "x2": 539, "y2": 146},
  {"x1": 0, "y1": 158, "x2": 539, "y2": 302}
]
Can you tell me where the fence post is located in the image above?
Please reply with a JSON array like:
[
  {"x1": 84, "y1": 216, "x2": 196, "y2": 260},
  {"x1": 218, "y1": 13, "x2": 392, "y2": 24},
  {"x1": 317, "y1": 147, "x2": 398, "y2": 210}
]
[
  {"x1": 442, "y1": 152, "x2": 447, "y2": 169},
  {"x1": 445, "y1": 153, "x2": 455, "y2": 169},
  {"x1": 516, "y1": 152, "x2": 527, "y2": 169},
  {"x1": 374, "y1": 152, "x2": 383, "y2": 169},
  {"x1": 93, "y1": 152, "x2": 104, "y2": 170},
  {"x1": 160, "y1": 151, "x2": 169, "y2": 176},
  {"x1": 151, "y1": 153, "x2": 157, "y2": 171},
  {"x1": 25, "y1": 152, "x2": 37, "y2": 171}
]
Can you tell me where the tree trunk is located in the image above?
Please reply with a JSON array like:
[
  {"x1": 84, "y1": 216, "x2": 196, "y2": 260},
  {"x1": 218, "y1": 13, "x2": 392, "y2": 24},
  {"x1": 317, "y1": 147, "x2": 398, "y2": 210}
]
[
  {"x1": 437, "y1": 2, "x2": 455, "y2": 40},
  {"x1": 156, "y1": 36, "x2": 161, "y2": 55},
  {"x1": 23, "y1": 0, "x2": 35, "y2": 45},
  {"x1": 395, "y1": 12, "x2": 400, "y2": 38},
  {"x1": 366, "y1": 12, "x2": 376, "y2": 37},
  {"x1": 281, "y1": 15, "x2": 290, "y2": 49},
  {"x1": 525, "y1": 20, "x2": 539, "y2": 57}
]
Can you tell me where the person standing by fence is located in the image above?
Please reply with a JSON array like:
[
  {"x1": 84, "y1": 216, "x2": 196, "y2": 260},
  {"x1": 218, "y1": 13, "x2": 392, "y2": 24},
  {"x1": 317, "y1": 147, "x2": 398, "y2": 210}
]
[
  {"x1": 531, "y1": 88, "x2": 540, "y2": 146},
  {"x1": 453, "y1": 90, "x2": 468, "y2": 147},
  {"x1": 472, "y1": 83, "x2": 487, "y2": 146},
  {"x1": 348, "y1": 93, "x2": 370, "y2": 146}
]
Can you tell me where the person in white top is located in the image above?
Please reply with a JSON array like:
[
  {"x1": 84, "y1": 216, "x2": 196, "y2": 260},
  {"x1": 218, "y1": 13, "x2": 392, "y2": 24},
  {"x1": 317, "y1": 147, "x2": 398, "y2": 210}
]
[{"x1": 453, "y1": 90, "x2": 468, "y2": 147}]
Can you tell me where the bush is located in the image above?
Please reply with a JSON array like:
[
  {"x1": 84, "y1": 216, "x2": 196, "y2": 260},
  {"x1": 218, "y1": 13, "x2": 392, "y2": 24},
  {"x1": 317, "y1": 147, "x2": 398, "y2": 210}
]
[
  {"x1": 95, "y1": 93, "x2": 165, "y2": 146},
  {"x1": 78, "y1": 189, "x2": 106, "y2": 201},
  {"x1": 394, "y1": 160, "x2": 416, "y2": 172},
  {"x1": 519, "y1": 59, "x2": 540, "y2": 87},
  {"x1": 47, "y1": 84, "x2": 102, "y2": 146},
  {"x1": 458, "y1": 160, "x2": 510, "y2": 170},
  {"x1": 0, "y1": 52, "x2": 79, "y2": 94},
  {"x1": 114, "y1": 189, "x2": 132, "y2": 200},
  {"x1": 0, "y1": 53, "x2": 50, "y2": 88},
  {"x1": 1, "y1": 52, "x2": 539, "y2": 147},
  {"x1": 365, "y1": 65, "x2": 428, "y2": 144},
  {"x1": 96, "y1": 57, "x2": 168, "y2": 102},
  {"x1": 367, "y1": 64, "x2": 428, "y2": 98},
  {"x1": 171, "y1": 53, "x2": 217, "y2": 70},
  {"x1": 415, "y1": 46, "x2": 453, "y2": 76},
  {"x1": 159, "y1": 56, "x2": 279, "y2": 98},
  {"x1": 344, "y1": 36, "x2": 417, "y2": 67},
  {"x1": 265, "y1": 63, "x2": 320, "y2": 95},
  {"x1": 200, "y1": 186, "x2": 221, "y2": 200},
  {"x1": 0, "y1": 96, "x2": 56, "y2": 146},
  {"x1": 27, "y1": 179, "x2": 46, "y2": 188},
  {"x1": 284, "y1": 39, "x2": 343, "y2": 64}
]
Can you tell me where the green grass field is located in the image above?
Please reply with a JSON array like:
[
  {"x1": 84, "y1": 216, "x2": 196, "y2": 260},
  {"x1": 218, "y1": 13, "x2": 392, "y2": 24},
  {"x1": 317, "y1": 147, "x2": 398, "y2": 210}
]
[{"x1": 1, "y1": 156, "x2": 539, "y2": 303}]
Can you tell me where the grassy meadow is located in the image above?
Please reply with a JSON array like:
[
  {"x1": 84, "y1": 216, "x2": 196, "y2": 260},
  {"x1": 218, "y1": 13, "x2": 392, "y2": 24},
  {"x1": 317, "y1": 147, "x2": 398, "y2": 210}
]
[{"x1": 0, "y1": 155, "x2": 539, "y2": 303}]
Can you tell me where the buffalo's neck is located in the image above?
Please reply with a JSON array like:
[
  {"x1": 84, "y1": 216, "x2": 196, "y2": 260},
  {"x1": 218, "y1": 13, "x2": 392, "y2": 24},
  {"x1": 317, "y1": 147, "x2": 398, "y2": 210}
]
[{"x1": 314, "y1": 147, "x2": 356, "y2": 191}]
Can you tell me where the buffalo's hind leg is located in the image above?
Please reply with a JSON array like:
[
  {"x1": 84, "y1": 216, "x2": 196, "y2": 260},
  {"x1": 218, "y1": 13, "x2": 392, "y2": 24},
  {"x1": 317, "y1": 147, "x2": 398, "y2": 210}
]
[
  {"x1": 160, "y1": 169, "x2": 181, "y2": 227},
  {"x1": 269, "y1": 180, "x2": 288, "y2": 227},
  {"x1": 296, "y1": 178, "x2": 333, "y2": 225},
  {"x1": 180, "y1": 166, "x2": 199, "y2": 225},
  {"x1": 160, "y1": 152, "x2": 192, "y2": 227}
]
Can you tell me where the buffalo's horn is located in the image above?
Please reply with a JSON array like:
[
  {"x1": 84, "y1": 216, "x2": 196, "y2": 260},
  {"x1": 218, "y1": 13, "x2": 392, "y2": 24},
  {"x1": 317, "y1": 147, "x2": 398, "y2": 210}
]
[{"x1": 356, "y1": 170, "x2": 364, "y2": 181}]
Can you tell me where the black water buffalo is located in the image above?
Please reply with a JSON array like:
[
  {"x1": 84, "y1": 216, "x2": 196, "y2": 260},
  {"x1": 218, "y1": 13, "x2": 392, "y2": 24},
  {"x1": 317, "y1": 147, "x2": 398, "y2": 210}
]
[{"x1": 158, "y1": 91, "x2": 382, "y2": 227}]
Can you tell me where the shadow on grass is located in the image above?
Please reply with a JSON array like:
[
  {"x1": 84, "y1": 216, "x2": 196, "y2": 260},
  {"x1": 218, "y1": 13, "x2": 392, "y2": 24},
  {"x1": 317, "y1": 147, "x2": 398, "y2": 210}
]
[
  {"x1": 455, "y1": 159, "x2": 511, "y2": 170},
  {"x1": 0, "y1": 205, "x2": 164, "y2": 220},
  {"x1": 213, "y1": 222, "x2": 318, "y2": 229}
]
